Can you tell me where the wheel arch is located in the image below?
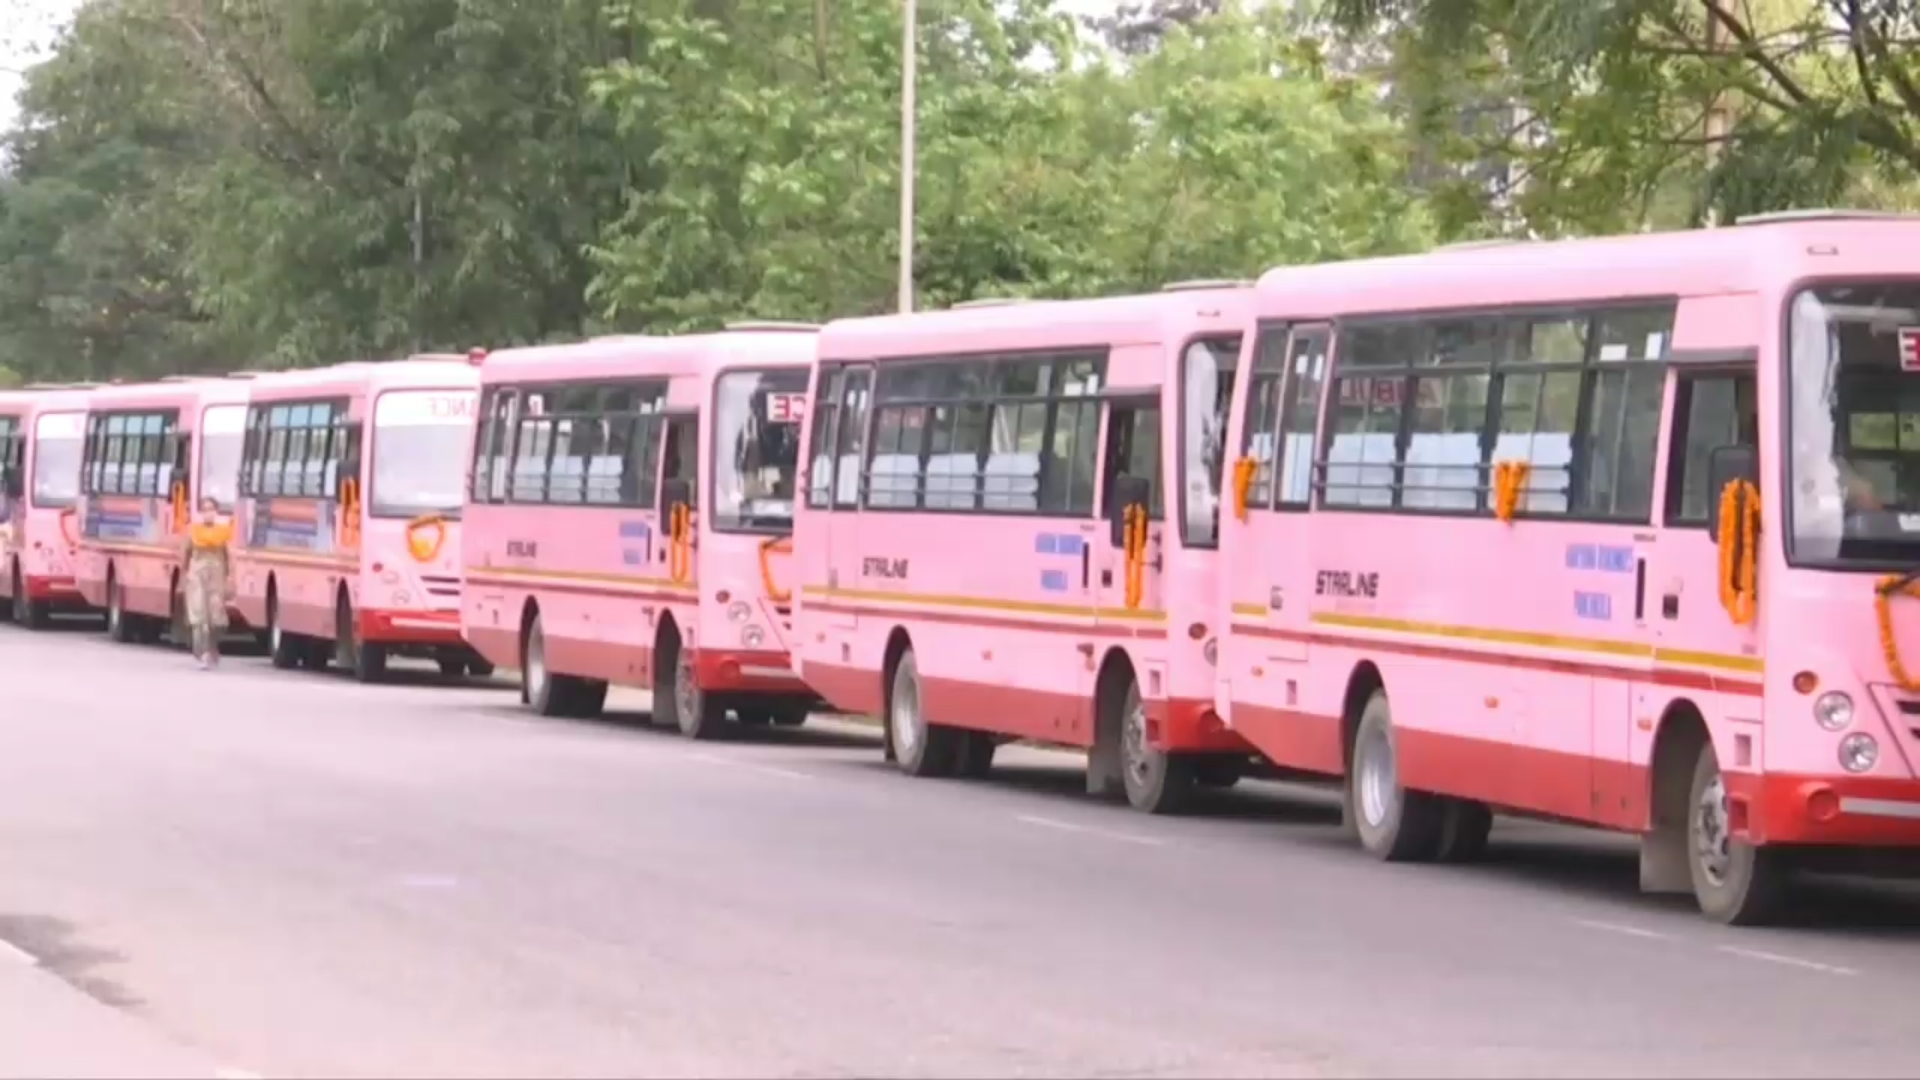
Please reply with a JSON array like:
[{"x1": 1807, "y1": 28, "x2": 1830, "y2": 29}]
[{"x1": 1339, "y1": 660, "x2": 1386, "y2": 772}]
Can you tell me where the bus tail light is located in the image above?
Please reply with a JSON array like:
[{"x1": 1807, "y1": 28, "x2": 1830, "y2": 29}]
[
  {"x1": 1791, "y1": 670, "x2": 1818, "y2": 694},
  {"x1": 727, "y1": 601, "x2": 751, "y2": 623}
]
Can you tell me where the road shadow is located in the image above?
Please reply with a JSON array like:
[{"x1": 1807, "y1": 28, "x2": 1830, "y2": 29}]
[
  {"x1": 0, "y1": 913, "x2": 141, "y2": 1010},
  {"x1": 1391, "y1": 825, "x2": 1920, "y2": 932}
]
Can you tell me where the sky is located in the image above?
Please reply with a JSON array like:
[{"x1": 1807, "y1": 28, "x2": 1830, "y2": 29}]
[{"x1": 0, "y1": 0, "x2": 1126, "y2": 135}]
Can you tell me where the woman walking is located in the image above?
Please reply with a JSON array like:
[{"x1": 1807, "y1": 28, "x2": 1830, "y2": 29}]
[{"x1": 181, "y1": 497, "x2": 233, "y2": 669}]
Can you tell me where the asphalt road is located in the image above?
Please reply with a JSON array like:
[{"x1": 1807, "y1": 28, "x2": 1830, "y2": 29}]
[{"x1": 6, "y1": 619, "x2": 1920, "y2": 1079}]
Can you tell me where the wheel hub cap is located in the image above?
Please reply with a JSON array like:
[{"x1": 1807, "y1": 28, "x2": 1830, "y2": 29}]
[
  {"x1": 1695, "y1": 774, "x2": 1733, "y2": 885},
  {"x1": 1358, "y1": 724, "x2": 1397, "y2": 828}
]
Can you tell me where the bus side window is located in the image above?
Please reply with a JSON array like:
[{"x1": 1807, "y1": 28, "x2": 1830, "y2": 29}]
[{"x1": 1666, "y1": 371, "x2": 1756, "y2": 527}]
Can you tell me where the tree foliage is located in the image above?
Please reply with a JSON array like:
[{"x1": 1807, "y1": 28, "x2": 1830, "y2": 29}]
[
  {"x1": 1322, "y1": 0, "x2": 1920, "y2": 235},
  {"x1": 7, "y1": 0, "x2": 1916, "y2": 382}
]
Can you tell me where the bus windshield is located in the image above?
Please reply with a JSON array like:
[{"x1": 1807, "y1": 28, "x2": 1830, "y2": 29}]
[
  {"x1": 1788, "y1": 281, "x2": 1920, "y2": 563},
  {"x1": 199, "y1": 405, "x2": 246, "y2": 511},
  {"x1": 712, "y1": 368, "x2": 807, "y2": 531},
  {"x1": 32, "y1": 413, "x2": 84, "y2": 509},
  {"x1": 371, "y1": 389, "x2": 477, "y2": 519}
]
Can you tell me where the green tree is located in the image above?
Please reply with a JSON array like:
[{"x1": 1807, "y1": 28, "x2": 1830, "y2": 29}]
[{"x1": 1322, "y1": 0, "x2": 1920, "y2": 234}]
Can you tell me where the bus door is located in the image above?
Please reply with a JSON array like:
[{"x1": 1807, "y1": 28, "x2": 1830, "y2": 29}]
[
  {"x1": 166, "y1": 424, "x2": 192, "y2": 535},
  {"x1": 1095, "y1": 392, "x2": 1164, "y2": 638},
  {"x1": 822, "y1": 365, "x2": 872, "y2": 633},
  {"x1": 1624, "y1": 365, "x2": 1761, "y2": 828},
  {"x1": 657, "y1": 408, "x2": 700, "y2": 589}
]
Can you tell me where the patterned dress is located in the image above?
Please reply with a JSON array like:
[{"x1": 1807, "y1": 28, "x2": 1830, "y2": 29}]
[{"x1": 184, "y1": 522, "x2": 232, "y2": 634}]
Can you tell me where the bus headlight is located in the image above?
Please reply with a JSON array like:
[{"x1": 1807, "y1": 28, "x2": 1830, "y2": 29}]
[
  {"x1": 728, "y1": 601, "x2": 751, "y2": 623},
  {"x1": 741, "y1": 624, "x2": 764, "y2": 648},
  {"x1": 1202, "y1": 637, "x2": 1218, "y2": 665},
  {"x1": 1839, "y1": 732, "x2": 1879, "y2": 774},
  {"x1": 1813, "y1": 691, "x2": 1854, "y2": 731}
]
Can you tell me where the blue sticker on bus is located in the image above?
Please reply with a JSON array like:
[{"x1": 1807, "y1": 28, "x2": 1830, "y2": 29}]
[
  {"x1": 1597, "y1": 545, "x2": 1634, "y2": 574},
  {"x1": 1040, "y1": 569, "x2": 1070, "y2": 592},
  {"x1": 1573, "y1": 591, "x2": 1613, "y2": 621},
  {"x1": 622, "y1": 548, "x2": 645, "y2": 566},
  {"x1": 619, "y1": 520, "x2": 651, "y2": 539},
  {"x1": 1033, "y1": 532, "x2": 1084, "y2": 557},
  {"x1": 1566, "y1": 542, "x2": 1635, "y2": 574}
]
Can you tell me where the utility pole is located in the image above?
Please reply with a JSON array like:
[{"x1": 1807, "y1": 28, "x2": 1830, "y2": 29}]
[{"x1": 898, "y1": 0, "x2": 917, "y2": 313}]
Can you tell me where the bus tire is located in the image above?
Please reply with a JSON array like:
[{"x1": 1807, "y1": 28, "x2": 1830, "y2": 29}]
[
  {"x1": 335, "y1": 594, "x2": 384, "y2": 683},
  {"x1": 106, "y1": 568, "x2": 135, "y2": 644},
  {"x1": 885, "y1": 648, "x2": 958, "y2": 777},
  {"x1": 1345, "y1": 689, "x2": 1446, "y2": 862},
  {"x1": 267, "y1": 591, "x2": 303, "y2": 669},
  {"x1": 953, "y1": 731, "x2": 997, "y2": 780},
  {"x1": 660, "y1": 630, "x2": 725, "y2": 740},
  {"x1": 1115, "y1": 675, "x2": 1196, "y2": 815},
  {"x1": 1434, "y1": 799, "x2": 1494, "y2": 864},
  {"x1": 168, "y1": 573, "x2": 190, "y2": 650},
  {"x1": 1688, "y1": 740, "x2": 1792, "y2": 925},
  {"x1": 1195, "y1": 756, "x2": 1246, "y2": 790},
  {"x1": 523, "y1": 614, "x2": 573, "y2": 717},
  {"x1": 11, "y1": 566, "x2": 48, "y2": 630}
]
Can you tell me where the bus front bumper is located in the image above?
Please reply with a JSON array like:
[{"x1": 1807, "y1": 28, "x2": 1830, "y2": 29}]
[
  {"x1": 357, "y1": 607, "x2": 466, "y2": 647},
  {"x1": 694, "y1": 648, "x2": 810, "y2": 695},
  {"x1": 1729, "y1": 771, "x2": 1920, "y2": 846}
]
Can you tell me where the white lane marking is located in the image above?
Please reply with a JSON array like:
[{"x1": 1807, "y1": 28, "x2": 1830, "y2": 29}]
[
  {"x1": 0, "y1": 939, "x2": 37, "y2": 966},
  {"x1": 1572, "y1": 918, "x2": 1668, "y2": 941},
  {"x1": 1717, "y1": 945, "x2": 1857, "y2": 976},
  {"x1": 687, "y1": 752, "x2": 811, "y2": 781},
  {"x1": 1015, "y1": 813, "x2": 1165, "y2": 848}
]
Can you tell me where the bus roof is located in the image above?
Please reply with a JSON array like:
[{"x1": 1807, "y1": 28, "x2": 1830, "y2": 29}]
[
  {"x1": 1252, "y1": 214, "x2": 1920, "y2": 320},
  {"x1": 816, "y1": 286, "x2": 1251, "y2": 361},
  {"x1": 83, "y1": 377, "x2": 253, "y2": 414},
  {"x1": 479, "y1": 327, "x2": 818, "y2": 387},
  {"x1": 243, "y1": 357, "x2": 479, "y2": 404},
  {"x1": 0, "y1": 385, "x2": 97, "y2": 417}
]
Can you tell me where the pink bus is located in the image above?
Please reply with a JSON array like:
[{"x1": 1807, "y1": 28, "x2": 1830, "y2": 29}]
[
  {"x1": 0, "y1": 384, "x2": 99, "y2": 627},
  {"x1": 791, "y1": 287, "x2": 1260, "y2": 813},
  {"x1": 1215, "y1": 208, "x2": 1920, "y2": 925},
  {"x1": 461, "y1": 324, "x2": 819, "y2": 736},
  {"x1": 232, "y1": 357, "x2": 486, "y2": 681},
  {"x1": 74, "y1": 376, "x2": 253, "y2": 644}
]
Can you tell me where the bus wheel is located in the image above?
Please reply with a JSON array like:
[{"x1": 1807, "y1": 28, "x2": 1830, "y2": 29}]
[
  {"x1": 12, "y1": 568, "x2": 48, "y2": 629},
  {"x1": 953, "y1": 732, "x2": 997, "y2": 780},
  {"x1": 660, "y1": 632, "x2": 725, "y2": 740},
  {"x1": 106, "y1": 569, "x2": 135, "y2": 644},
  {"x1": 1116, "y1": 677, "x2": 1196, "y2": 815},
  {"x1": 335, "y1": 595, "x2": 385, "y2": 683},
  {"x1": 1346, "y1": 690, "x2": 1446, "y2": 862},
  {"x1": 1434, "y1": 799, "x2": 1494, "y2": 864},
  {"x1": 267, "y1": 592, "x2": 302, "y2": 668},
  {"x1": 1688, "y1": 741, "x2": 1792, "y2": 925},
  {"x1": 523, "y1": 615, "x2": 605, "y2": 719},
  {"x1": 168, "y1": 576, "x2": 190, "y2": 650},
  {"x1": 886, "y1": 648, "x2": 958, "y2": 777},
  {"x1": 1194, "y1": 756, "x2": 1246, "y2": 790}
]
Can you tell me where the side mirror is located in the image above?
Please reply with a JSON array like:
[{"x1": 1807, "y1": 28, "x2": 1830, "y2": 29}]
[
  {"x1": 1704, "y1": 444, "x2": 1758, "y2": 543},
  {"x1": 1108, "y1": 473, "x2": 1151, "y2": 546},
  {"x1": 660, "y1": 476, "x2": 692, "y2": 519}
]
